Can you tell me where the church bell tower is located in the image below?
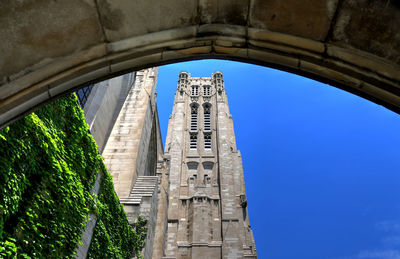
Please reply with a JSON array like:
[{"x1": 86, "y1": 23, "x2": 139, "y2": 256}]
[{"x1": 158, "y1": 71, "x2": 257, "y2": 258}]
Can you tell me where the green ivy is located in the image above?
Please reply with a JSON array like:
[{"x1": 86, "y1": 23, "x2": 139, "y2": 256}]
[
  {"x1": 131, "y1": 216, "x2": 148, "y2": 258},
  {"x1": 0, "y1": 94, "x2": 146, "y2": 258},
  {"x1": 87, "y1": 167, "x2": 148, "y2": 259}
]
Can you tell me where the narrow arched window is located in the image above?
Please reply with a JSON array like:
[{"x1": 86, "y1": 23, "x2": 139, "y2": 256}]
[
  {"x1": 190, "y1": 105, "x2": 198, "y2": 131},
  {"x1": 190, "y1": 134, "x2": 197, "y2": 149},
  {"x1": 204, "y1": 85, "x2": 211, "y2": 96},
  {"x1": 204, "y1": 134, "x2": 211, "y2": 149},
  {"x1": 191, "y1": 85, "x2": 199, "y2": 96},
  {"x1": 203, "y1": 104, "x2": 211, "y2": 132}
]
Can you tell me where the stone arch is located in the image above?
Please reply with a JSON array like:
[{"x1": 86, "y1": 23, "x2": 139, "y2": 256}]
[{"x1": 1, "y1": 0, "x2": 399, "y2": 127}]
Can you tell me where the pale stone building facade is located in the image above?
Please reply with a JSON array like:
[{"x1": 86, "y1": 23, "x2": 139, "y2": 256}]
[
  {"x1": 100, "y1": 68, "x2": 163, "y2": 259},
  {"x1": 76, "y1": 68, "x2": 163, "y2": 258},
  {"x1": 77, "y1": 69, "x2": 256, "y2": 259},
  {"x1": 153, "y1": 71, "x2": 257, "y2": 259}
]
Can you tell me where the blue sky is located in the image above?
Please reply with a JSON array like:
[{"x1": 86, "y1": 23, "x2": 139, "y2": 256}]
[{"x1": 155, "y1": 60, "x2": 400, "y2": 259}]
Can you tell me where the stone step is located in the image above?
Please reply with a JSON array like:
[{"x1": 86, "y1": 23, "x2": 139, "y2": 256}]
[
  {"x1": 129, "y1": 196, "x2": 142, "y2": 199},
  {"x1": 130, "y1": 194, "x2": 153, "y2": 197},
  {"x1": 121, "y1": 201, "x2": 141, "y2": 205},
  {"x1": 129, "y1": 195, "x2": 152, "y2": 199},
  {"x1": 131, "y1": 187, "x2": 155, "y2": 190},
  {"x1": 131, "y1": 189, "x2": 154, "y2": 192},
  {"x1": 130, "y1": 191, "x2": 154, "y2": 194},
  {"x1": 120, "y1": 199, "x2": 141, "y2": 203},
  {"x1": 125, "y1": 176, "x2": 159, "y2": 202},
  {"x1": 122, "y1": 201, "x2": 141, "y2": 204},
  {"x1": 131, "y1": 186, "x2": 156, "y2": 189}
]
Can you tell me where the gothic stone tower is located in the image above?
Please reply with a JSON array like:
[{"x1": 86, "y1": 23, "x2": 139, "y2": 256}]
[{"x1": 158, "y1": 71, "x2": 257, "y2": 258}]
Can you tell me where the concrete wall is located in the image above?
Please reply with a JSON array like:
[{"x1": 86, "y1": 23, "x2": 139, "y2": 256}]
[
  {"x1": 142, "y1": 181, "x2": 159, "y2": 259},
  {"x1": 152, "y1": 158, "x2": 170, "y2": 258},
  {"x1": 102, "y1": 68, "x2": 159, "y2": 198},
  {"x1": 83, "y1": 73, "x2": 136, "y2": 153}
]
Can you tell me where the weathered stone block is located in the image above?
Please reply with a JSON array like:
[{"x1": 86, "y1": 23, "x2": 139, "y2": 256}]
[
  {"x1": 199, "y1": 0, "x2": 249, "y2": 25},
  {"x1": 0, "y1": 0, "x2": 104, "y2": 80},
  {"x1": 249, "y1": 0, "x2": 338, "y2": 41},
  {"x1": 332, "y1": 0, "x2": 400, "y2": 65},
  {"x1": 97, "y1": 0, "x2": 197, "y2": 41}
]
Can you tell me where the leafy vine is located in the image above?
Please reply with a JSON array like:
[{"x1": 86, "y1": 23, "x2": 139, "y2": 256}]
[{"x1": 0, "y1": 94, "x2": 146, "y2": 258}]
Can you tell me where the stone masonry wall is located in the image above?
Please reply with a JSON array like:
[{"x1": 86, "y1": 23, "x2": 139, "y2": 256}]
[{"x1": 102, "y1": 68, "x2": 158, "y2": 198}]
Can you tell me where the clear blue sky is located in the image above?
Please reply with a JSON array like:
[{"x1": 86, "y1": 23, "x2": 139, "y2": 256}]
[{"x1": 155, "y1": 60, "x2": 400, "y2": 259}]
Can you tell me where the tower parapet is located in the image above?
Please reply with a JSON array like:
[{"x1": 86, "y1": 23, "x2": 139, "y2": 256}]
[
  {"x1": 212, "y1": 71, "x2": 224, "y2": 93},
  {"x1": 178, "y1": 71, "x2": 189, "y2": 93}
]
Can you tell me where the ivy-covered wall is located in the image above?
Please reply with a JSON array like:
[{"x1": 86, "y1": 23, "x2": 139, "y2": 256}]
[{"x1": 0, "y1": 94, "x2": 142, "y2": 258}]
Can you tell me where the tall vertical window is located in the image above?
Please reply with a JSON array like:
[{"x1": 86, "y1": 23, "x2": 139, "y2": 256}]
[
  {"x1": 204, "y1": 134, "x2": 211, "y2": 149},
  {"x1": 76, "y1": 84, "x2": 94, "y2": 108},
  {"x1": 204, "y1": 104, "x2": 211, "y2": 131},
  {"x1": 192, "y1": 85, "x2": 199, "y2": 96},
  {"x1": 204, "y1": 86, "x2": 211, "y2": 96},
  {"x1": 190, "y1": 105, "x2": 198, "y2": 131},
  {"x1": 190, "y1": 134, "x2": 197, "y2": 149}
]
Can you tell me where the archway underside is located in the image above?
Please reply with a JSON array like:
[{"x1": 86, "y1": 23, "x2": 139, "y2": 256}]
[{"x1": 1, "y1": 0, "x2": 399, "y2": 128}]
